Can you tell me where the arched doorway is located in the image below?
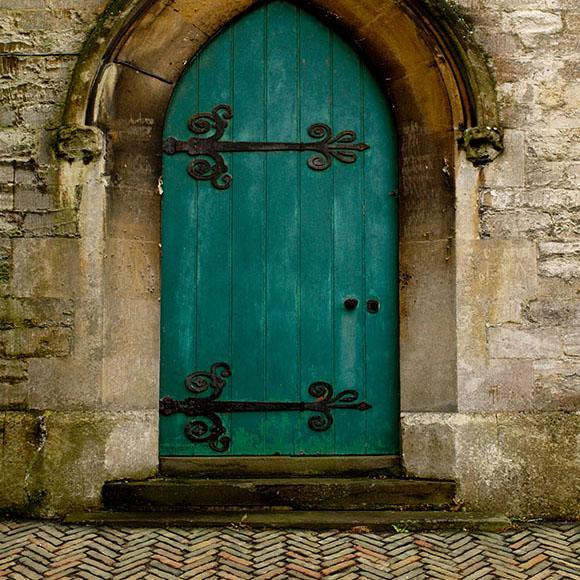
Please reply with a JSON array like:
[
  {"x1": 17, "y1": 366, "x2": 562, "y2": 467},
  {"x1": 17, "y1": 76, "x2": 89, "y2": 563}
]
[
  {"x1": 159, "y1": 1, "x2": 398, "y2": 457},
  {"x1": 51, "y1": 0, "x2": 503, "y2": 498}
]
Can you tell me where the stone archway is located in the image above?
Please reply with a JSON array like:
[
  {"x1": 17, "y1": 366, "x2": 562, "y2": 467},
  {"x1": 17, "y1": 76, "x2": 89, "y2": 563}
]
[{"x1": 48, "y1": 0, "x2": 503, "y2": 511}]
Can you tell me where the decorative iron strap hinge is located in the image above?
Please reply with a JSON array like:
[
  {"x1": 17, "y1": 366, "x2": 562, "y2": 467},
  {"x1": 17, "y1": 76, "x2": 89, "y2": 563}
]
[
  {"x1": 163, "y1": 104, "x2": 369, "y2": 191},
  {"x1": 159, "y1": 362, "x2": 372, "y2": 453}
]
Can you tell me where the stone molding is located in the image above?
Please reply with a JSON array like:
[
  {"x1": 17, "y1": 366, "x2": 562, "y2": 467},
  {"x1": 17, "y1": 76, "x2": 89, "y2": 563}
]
[{"x1": 62, "y1": 0, "x2": 503, "y2": 145}]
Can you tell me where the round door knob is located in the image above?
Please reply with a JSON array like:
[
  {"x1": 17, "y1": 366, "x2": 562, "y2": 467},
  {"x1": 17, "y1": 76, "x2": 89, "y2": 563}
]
[{"x1": 344, "y1": 298, "x2": 359, "y2": 310}]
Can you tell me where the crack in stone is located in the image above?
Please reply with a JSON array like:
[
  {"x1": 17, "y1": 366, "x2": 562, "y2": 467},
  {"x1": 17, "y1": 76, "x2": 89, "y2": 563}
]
[{"x1": 115, "y1": 60, "x2": 174, "y2": 85}]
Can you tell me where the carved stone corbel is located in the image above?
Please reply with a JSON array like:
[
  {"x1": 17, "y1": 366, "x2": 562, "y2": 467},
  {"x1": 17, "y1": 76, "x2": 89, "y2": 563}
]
[
  {"x1": 460, "y1": 126, "x2": 504, "y2": 166},
  {"x1": 54, "y1": 125, "x2": 104, "y2": 164}
]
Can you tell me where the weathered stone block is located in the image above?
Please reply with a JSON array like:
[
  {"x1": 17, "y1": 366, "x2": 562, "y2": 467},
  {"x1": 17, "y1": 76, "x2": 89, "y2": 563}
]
[
  {"x1": 102, "y1": 298, "x2": 159, "y2": 410},
  {"x1": 36, "y1": 411, "x2": 106, "y2": 513},
  {"x1": 466, "y1": 359, "x2": 535, "y2": 411},
  {"x1": 400, "y1": 240, "x2": 456, "y2": 412},
  {"x1": 454, "y1": 412, "x2": 579, "y2": 517},
  {"x1": 483, "y1": 130, "x2": 525, "y2": 187},
  {"x1": 14, "y1": 185, "x2": 56, "y2": 211},
  {"x1": 461, "y1": 240, "x2": 538, "y2": 325},
  {"x1": 482, "y1": 187, "x2": 580, "y2": 211},
  {"x1": 533, "y1": 360, "x2": 580, "y2": 409},
  {"x1": 0, "y1": 127, "x2": 35, "y2": 159},
  {"x1": 3, "y1": 9, "x2": 96, "y2": 54},
  {"x1": 0, "y1": 297, "x2": 73, "y2": 328},
  {"x1": 0, "y1": 297, "x2": 73, "y2": 329},
  {"x1": 507, "y1": 11, "x2": 564, "y2": 49},
  {"x1": 527, "y1": 160, "x2": 576, "y2": 189},
  {"x1": 167, "y1": 0, "x2": 256, "y2": 38},
  {"x1": 18, "y1": 410, "x2": 157, "y2": 515},
  {"x1": 0, "y1": 212, "x2": 22, "y2": 236},
  {"x1": 102, "y1": 354, "x2": 159, "y2": 411},
  {"x1": 0, "y1": 241, "x2": 11, "y2": 291},
  {"x1": 0, "y1": 356, "x2": 29, "y2": 405},
  {"x1": 21, "y1": 209, "x2": 78, "y2": 237},
  {"x1": 0, "y1": 411, "x2": 41, "y2": 510},
  {"x1": 105, "y1": 239, "x2": 160, "y2": 300},
  {"x1": 539, "y1": 241, "x2": 580, "y2": 280},
  {"x1": 96, "y1": 65, "x2": 171, "y2": 162},
  {"x1": 0, "y1": 163, "x2": 14, "y2": 183},
  {"x1": 540, "y1": 256, "x2": 580, "y2": 280},
  {"x1": 108, "y1": 185, "x2": 161, "y2": 242},
  {"x1": 0, "y1": 359, "x2": 28, "y2": 382},
  {"x1": 103, "y1": 298, "x2": 159, "y2": 359},
  {"x1": 0, "y1": 327, "x2": 72, "y2": 358},
  {"x1": 527, "y1": 128, "x2": 579, "y2": 161},
  {"x1": 488, "y1": 326, "x2": 563, "y2": 359},
  {"x1": 113, "y1": 0, "x2": 206, "y2": 83},
  {"x1": 563, "y1": 329, "x2": 580, "y2": 358},
  {"x1": 398, "y1": 126, "x2": 454, "y2": 242},
  {"x1": 26, "y1": 357, "x2": 100, "y2": 409},
  {"x1": 0, "y1": 382, "x2": 28, "y2": 408},
  {"x1": 506, "y1": 10, "x2": 563, "y2": 35},
  {"x1": 525, "y1": 298, "x2": 580, "y2": 326},
  {"x1": 0, "y1": 185, "x2": 13, "y2": 211},
  {"x1": 401, "y1": 414, "x2": 456, "y2": 480},
  {"x1": 104, "y1": 411, "x2": 158, "y2": 480},
  {"x1": 480, "y1": 208, "x2": 553, "y2": 239},
  {"x1": 11, "y1": 238, "x2": 79, "y2": 298}
]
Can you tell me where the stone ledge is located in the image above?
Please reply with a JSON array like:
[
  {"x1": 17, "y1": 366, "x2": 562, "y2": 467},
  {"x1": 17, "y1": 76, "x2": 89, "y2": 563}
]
[{"x1": 63, "y1": 509, "x2": 511, "y2": 532}]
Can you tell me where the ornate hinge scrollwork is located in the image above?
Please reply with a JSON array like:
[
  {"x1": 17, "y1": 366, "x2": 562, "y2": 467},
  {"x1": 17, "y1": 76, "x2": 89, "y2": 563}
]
[
  {"x1": 163, "y1": 104, "x2": 369, "y2": 190},
  {"x1": 159, "y1": 362, "x2": 372, "y2": 453}
]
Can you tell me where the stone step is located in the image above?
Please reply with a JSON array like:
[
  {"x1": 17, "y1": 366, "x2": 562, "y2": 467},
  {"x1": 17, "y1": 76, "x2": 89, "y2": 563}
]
[
  {"x1": 65, "y1": 509, "x2": 511, "y2": 532},
  {"x1": 103, "y1": 477, "x2": 456, "y2": 512}
]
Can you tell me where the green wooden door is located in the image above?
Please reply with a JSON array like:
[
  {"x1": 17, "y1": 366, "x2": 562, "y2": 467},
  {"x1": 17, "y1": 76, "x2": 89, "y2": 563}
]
[{"x1": 159, "y1": 1, "x2": 398, "y2": 457}]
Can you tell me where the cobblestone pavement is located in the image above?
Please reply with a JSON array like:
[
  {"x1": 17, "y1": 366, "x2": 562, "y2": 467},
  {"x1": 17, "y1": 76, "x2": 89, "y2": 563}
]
[{"x1": 0, "y1": 520, "x2": 578, "y2": 579}]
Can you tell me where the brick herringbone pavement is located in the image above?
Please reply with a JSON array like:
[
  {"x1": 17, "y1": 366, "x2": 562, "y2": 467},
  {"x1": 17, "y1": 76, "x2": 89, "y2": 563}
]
[{"x1": 0, "y1": 520, "x2": 578, "y2": 579}]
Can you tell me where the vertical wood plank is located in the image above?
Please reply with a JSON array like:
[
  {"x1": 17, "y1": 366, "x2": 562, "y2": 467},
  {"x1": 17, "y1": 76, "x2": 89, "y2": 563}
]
[
  {"x1": 264, "y1": 2, "x2": 301, "y2": 454},
  {"x1": 159, "y1": 59, "x2": 199, "y2": 455},
  {"x1": 331, "y1": 37, "x2": 366, "y2": 454},
  {"x1": 194, "y1": 30, "x2": 234, "y2": 455},
  {"x1": 296, "y1": 13, "x2": 335, "y2": 455},
  {"x1": 362, "y1": 67, "x2": 399, "y2": 454},
  {"x1": 229, "y1": 9, "x2": 267, "y2": 454}
]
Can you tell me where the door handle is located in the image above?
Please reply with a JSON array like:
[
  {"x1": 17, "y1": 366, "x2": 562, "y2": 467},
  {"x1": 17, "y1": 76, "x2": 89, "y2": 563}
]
[
  {"x1": 344, "y1": 298, "x2": 359, "y2": 310},
  {"x1": 367, "y1": 298, "x2": 380, "y2": 314}
]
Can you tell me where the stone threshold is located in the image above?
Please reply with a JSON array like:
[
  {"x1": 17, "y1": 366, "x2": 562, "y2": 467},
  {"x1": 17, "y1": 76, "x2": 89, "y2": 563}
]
[
  {"x1": 159, "y1": 455, "x2": 402, "y2": 478},
  {"x1": 64, "y1": 510, "x2": 511, "y2": 532}
]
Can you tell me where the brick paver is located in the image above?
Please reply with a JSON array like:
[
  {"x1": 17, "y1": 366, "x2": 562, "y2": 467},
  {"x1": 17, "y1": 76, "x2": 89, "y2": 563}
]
[{"x1": 0, "y1": 520, "x2": 578, "y2": 578}]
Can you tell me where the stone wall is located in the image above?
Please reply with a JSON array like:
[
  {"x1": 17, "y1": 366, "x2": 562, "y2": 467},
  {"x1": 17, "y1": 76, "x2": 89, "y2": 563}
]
[
  {"x1": 474, "y1": 0, "x2": 579, "y2": 414},
  {"x1": 402, "y1": 0, "x2": 579, "y2": 517},
  {"x1": 0, "y1": 0, "x2": 578, "y2": 517}
]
